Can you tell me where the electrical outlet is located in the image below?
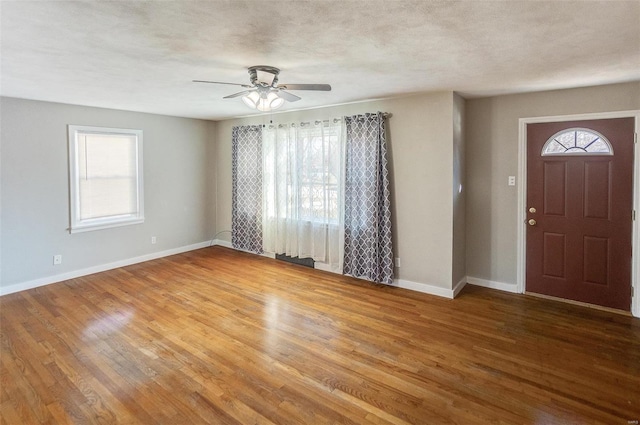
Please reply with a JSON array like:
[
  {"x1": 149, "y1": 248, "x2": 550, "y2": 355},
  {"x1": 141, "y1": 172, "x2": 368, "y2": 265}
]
[
  {"x1": 53, "y1": 255, "x2": 62, "y2": 265},
  {"x1": 395, "y1": 257, "x2": 401, "y2": 268},
  {"x1": 151, "y1": 236, "x2": 157, "y2": 244},
  {"x1": 508, "y1": 176, "x2": 516, "y2": 186}
]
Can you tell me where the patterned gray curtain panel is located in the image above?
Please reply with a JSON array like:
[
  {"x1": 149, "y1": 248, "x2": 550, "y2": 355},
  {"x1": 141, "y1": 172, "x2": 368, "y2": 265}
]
[
  {"x1": 343, "y1": 112, "x2": 394, "y2": 284},
  {"x1": 232, "y1": 125, "x2": 263, "y2": 253}
]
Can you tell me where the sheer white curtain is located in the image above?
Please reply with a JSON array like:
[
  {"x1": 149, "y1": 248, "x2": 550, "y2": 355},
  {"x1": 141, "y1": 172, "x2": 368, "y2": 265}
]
[{"x1": 262, "y1": 121, "x2": 344, "y2": 271}]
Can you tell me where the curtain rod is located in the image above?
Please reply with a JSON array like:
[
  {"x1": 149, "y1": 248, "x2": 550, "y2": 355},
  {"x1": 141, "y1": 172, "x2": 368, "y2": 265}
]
[
  {"x1": 274, "y1": 119, "x2": 340, "y2": 128},
  {"x1": 348, "y1": 112, "x2": 392, "y2": 119},
  {"x1": 267, "y1": 112, "x2": 392, "y2": 129}
]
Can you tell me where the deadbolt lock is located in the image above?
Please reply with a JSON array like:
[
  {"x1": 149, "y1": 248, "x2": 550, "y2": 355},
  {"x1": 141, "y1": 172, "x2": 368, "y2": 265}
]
[{"x1": 529, "y1": 207, "x2": 537, "y2": 213}]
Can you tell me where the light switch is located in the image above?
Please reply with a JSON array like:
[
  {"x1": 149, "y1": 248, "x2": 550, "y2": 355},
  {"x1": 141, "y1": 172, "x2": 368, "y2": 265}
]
[{"x1": 508, "y1": 176, "x2": 516, "y2": 186}]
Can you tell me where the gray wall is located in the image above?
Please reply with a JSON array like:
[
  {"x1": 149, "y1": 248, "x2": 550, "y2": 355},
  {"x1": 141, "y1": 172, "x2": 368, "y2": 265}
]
[
  {"x1": 9, "y1": 82, "x2": 634, "y2": 295},
  {"x1": 0, "y1": 97, "x2": 217, "y2": 289},
  {"x1": 465, "y1": 81, "x2": 640, "y2": 285},
  {"x1": 452, "y1": 93, "x2": 466, "y2": 287},
  {"x1": 215, "y1": 92, "x2": 457, "y2": 289}
]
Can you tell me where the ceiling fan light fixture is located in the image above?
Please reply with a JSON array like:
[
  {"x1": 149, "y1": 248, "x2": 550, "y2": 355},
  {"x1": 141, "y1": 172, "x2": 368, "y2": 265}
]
[
  {"x1": 241, "y1": 91, "x2": 260, "y2": 109},
  {"x1": 250, "y1": 91, "x2": 284, "y2": 112},
  {"x1": 241, "y1": 90, "x2": 283, "y2": 112},
  {"x1": 268, "y1": 91, "x2": 284, "y2": 109}
]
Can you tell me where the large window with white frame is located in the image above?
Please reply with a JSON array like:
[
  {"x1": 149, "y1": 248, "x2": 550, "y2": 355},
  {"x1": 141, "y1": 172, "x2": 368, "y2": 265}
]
[{"x1": 68, "y1": 125, "x2": 144, "y2": 233}]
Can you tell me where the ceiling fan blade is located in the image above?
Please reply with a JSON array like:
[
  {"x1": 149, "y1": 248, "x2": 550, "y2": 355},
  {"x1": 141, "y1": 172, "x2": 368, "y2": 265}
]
[
  {"x1": 223, "y1": 90, "x2": 254, "y2": 99},
  {"x1": 193, "y1": 80, "x2": 253, "y2": 88},
  {"x1": 277, "y1": 90, "x2": 301, "y2": 102},
  {"x1": 278, "y1": 83, "x2": 331, "y2": 91}
]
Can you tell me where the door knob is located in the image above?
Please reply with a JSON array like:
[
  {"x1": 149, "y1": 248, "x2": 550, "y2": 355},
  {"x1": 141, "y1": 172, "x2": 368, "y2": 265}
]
[{"x1": 528, "y1": 219, "x2": 537, "y2": 226}]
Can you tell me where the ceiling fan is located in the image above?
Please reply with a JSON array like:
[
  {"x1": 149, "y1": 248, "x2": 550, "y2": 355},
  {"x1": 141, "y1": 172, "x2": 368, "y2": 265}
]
[{"x1": 193, "y1": 65, "x2": 331, "y2": 112}]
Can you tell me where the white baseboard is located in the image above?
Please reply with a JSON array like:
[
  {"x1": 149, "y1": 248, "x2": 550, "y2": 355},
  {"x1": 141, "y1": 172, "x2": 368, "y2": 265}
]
[
  {"x1": 466, "y1": 276, "x2": 520, "y2": 293},
  {"x1": 391, "y1": 276, "x2": 468, "y2": 299},
  {"x1": 0, "y1": 241, "x2": 212, "y2": 297},
  {"x1": 453, "y1": 276, "x2": 467, "y2": 298},
  {"x1": 391, "y1": 278, "x2": 456, "y2": 299},
  {"x1": 211, "y1": 239, "x2": 275, "y2": 259},
  {"x1": 212, "y1": 238, "x2": 232, "y2": 248}
]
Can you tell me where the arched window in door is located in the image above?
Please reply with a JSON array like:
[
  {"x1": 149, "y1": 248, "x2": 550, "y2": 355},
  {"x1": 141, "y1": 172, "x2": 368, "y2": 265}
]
[{"x1": 541, "y1": 128, "x2": 613, "y2": 156}]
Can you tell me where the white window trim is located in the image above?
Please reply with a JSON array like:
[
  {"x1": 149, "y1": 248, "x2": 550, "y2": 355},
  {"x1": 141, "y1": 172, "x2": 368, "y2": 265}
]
[{"x1": 68, "y1": 125, "x2": 144, "y2": 234}]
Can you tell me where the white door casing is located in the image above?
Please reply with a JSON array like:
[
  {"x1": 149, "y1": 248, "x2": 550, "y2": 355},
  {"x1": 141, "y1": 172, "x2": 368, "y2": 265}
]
[{"x1": 517, "y1": 110, "x2": 640, "y2": 317}]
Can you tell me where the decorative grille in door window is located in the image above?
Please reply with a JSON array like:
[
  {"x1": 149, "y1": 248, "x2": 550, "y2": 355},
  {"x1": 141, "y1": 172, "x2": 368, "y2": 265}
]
[{"x1": 541, "y1": 128, "x2": 613, "y2": 156}]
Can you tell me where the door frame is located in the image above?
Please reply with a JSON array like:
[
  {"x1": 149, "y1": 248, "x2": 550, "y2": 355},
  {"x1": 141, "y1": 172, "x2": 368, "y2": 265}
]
[{"x1": 517, "y1": 110, "x2": 640, "y2": 317}]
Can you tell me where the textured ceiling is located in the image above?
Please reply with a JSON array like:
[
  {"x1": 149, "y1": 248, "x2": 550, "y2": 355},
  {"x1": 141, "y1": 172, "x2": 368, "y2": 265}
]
[{"x1": 1, "y1": 1, "x2": 639, "y2": 120}]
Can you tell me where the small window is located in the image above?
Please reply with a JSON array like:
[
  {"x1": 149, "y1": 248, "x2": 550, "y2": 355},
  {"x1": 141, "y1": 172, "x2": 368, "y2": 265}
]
[
  {"x1": 68, "y1": 125, "x2": 144, "y2": 233},
  {"x1": 541, "y1": 128, "x2": 613, "y2": 156}
]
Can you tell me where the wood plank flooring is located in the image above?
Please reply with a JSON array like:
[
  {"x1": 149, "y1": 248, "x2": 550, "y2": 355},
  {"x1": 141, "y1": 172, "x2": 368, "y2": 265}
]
[{"x1": 1, "y1": 246, "x2": 639, "y2": 424}]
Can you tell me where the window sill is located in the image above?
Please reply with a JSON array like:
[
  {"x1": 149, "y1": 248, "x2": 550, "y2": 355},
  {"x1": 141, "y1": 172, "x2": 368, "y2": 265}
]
[{"x1": 69, "y1": 217, "x2": 145, "y2": 234}]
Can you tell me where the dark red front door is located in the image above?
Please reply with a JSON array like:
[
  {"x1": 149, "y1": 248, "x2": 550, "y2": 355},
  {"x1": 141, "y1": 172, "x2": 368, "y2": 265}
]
[{"x1": 526, "y1": 118, "x2": 635, "y2": 310}]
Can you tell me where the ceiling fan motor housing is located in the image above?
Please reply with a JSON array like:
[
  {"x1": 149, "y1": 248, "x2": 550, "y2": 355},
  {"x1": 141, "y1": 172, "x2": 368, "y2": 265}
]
[{"x1": 248, "y1": 65, "x2": 280, "y2": 87}]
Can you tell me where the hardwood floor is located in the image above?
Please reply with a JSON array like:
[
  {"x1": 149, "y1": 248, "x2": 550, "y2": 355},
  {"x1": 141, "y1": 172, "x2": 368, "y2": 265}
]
[{"x1": 1, "y1": 246, "x2": 639, "y2": 424}]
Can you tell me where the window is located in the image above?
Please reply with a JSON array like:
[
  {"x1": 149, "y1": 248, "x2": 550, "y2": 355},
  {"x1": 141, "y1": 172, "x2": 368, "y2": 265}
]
[
  {"x1": 263, "y1": 121, "x2": 342, "y2": 224},
  {"x1": 541, "y1": 128, "x2": 613, "y2": 156},
  {"x1": 261, "y1": 120, "x2": 343, "y2": 263},
  {"x1": 68, "y1": 125, "x2": 144, "y2": 233}
]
